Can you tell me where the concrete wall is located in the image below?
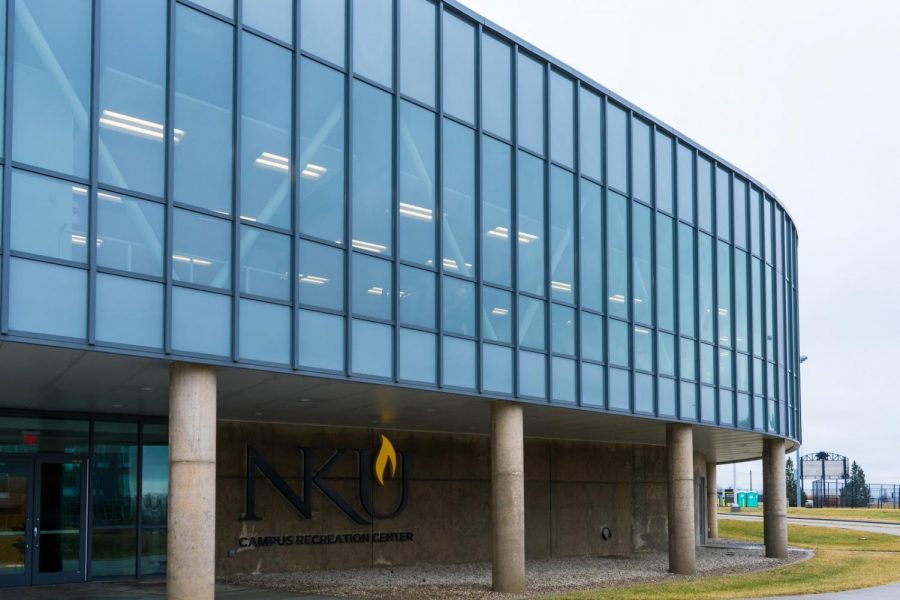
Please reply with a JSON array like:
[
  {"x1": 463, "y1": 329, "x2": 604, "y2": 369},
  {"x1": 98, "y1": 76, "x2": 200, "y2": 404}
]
[{"x1": 215, "y1": 421, "x2": 670, "y2": 575}]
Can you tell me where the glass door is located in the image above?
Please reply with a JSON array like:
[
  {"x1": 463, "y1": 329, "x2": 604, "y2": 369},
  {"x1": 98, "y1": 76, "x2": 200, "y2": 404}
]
[
  {"x1": 32, "y1": 458, "x2": 87, "y2": 585},
  {"x1": 0, "y1": 459, "x2": 31, "y2": 587}
]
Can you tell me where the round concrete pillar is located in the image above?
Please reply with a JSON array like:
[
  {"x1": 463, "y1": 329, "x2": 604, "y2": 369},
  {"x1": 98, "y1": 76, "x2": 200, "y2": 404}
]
[
  {"x1": 491, "y1": 401, "x2": 525, "y2": 593},
  {"x1": 167, "y1": 362, "x2": 217, "y2": 600},
  {"x1": 706, "y1": 461, "x2": 718, "y2": 540},
  {"x1": 763, "y1": 437, "x2": 788, "y2": 559},
  {"x1": 666, "y1": 423, "x2": 696, "y2": 575}
]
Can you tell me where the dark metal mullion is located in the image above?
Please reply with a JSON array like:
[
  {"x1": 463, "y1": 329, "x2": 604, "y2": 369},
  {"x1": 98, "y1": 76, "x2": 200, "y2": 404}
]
[
  {"x1": 625, "y1": 110, "x2": 633, "y2": 414},
  {"x1": 648, "y1": 123, "x2": 657, "y2": 416},
  {"x1": 135, "y1": 421, "x2": 144, "y2": 577},
  {"x1": 671, "y1": 141, "x2": 681, "y2": 419},
  {"x1": 599, "y1": 94, "x2": 607, "y2": 410},
  {"x1": 691, "y1": 148, "x2": 700, "y2": 421},
  {"x1": 87, "y1": 0, "x2": 101, "y2": 347},
  {"x1": 230, "y1": 0, "x2": 242, "y2": 363},
  {"x1": 391, "y1": 0, "x2": 399, "y2": 383},
  {"x1": 709, "y1": 163, "x2": 719, "y2": 425},
  {"x1": 510, "y1": 43, "x2": 519, "y2": 399},
  {"x1": 163, "y1": 0, "x2": 176, "y2": 354},
  {"x1": 291, "y1": 0, "x2": 301, "y2": 370},
  {"x1": 435, "y1": 2, "x2": 443, "y2": 388},
  {"x1": 344, "y1": 0, "x2": 353, "y2": 376},
  {"x1": 573, "y1": 81, "x2": 582, "y2": 406},
  {"x1": 542, "y1": 61, "x2": 550, "y2": 402},
  {"x1": 0, "y1": 0, "x2": 15, "y2": 335},
  {"x1": 474, "y1": 23, "x2": 487, "y2": 394}
]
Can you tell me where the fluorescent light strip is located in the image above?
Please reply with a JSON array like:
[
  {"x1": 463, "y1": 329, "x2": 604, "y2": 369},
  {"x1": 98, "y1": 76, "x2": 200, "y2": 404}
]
[
  {"x1": 609, "y1": 294, "x2": 626, "y2": 303},
  {"x1": 551, "y1": 281, "x2": 572, "y2": 293},
  {"x1": 517, "y1": 231, "x2": 539, "y2": 244},
  {"x1": 399, "y1": 202, "x2": 433, "y2": 222},
  {"x1": 634, "y1": 327, "x2": 651, "y2": 335},
  {"x1": 172, "y1": 254, "x2": 212, "y2": 266},
  {"x1": 299, "y1": 275, "x2": 329, "y2": 285},
  {"x1": 98, "y1": 191, "x2": 122, "y2": 203},
  {"x1": 99, "y1": 110, "x2": 184, "y2": 143},
  {"x1": 487, "y1": 226, "x2": 509, "y2": 240},
  {"x1": 491, "y1": 307, "x2": 509, "y2": 316},
  {"x1": 352, "y1": 239, "x2": 387, "y2": 253},
  {"x1": 442, "y1": 258, "x2": 458, "y2": 270},
  {"x1": 255, "y1": 152, "x2": 291, "y2": 173},
  {"x1": 367, "y1": 286, "x2": 384, "y2": 296}
]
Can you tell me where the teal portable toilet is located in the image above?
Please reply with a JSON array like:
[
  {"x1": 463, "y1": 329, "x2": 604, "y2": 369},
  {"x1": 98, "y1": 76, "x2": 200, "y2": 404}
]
[
  {"x1": 747, "y1": 491, "x2": 759, "y2": 508},
  {"x1": 737, "y1": 491, "x2": 748, "y2": 507}
]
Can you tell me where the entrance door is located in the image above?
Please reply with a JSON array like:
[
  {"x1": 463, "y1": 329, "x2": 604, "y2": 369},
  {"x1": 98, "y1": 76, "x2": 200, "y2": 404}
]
[{"x1": 0, "y1": 457, "x2": 87, "y2": 587}]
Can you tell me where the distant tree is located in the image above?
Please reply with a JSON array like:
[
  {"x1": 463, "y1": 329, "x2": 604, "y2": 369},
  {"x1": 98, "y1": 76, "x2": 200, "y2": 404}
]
[
  {"x1": 786, "y1": 458, "x2": 798, "y2": 507},
  {"x1": 842, "y1": 461, "x2": 870, "y2": 508}
]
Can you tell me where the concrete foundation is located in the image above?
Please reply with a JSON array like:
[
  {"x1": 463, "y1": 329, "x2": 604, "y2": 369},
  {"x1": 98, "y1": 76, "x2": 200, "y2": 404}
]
[
  {"x1": 491, "y1": 402, "x2": 525, "y2": 593},
  {"x1": 167, "y1": 363, "x2": 218, "y2": 600},
  {"x1": 706, "y1": 461, "x2": 718, "y2": 540},
  {"x1": 763, "y1": 437, "x2": 788, "y2": 559},
  {"x1": 666, "y1": 424, "x2": 696, "y2": 575}
]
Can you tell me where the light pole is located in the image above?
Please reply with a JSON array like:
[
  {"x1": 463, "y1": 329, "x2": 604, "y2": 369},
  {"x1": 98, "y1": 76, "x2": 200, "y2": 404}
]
[{"x1": 797, "y1": 355, "x2": 809, "y2": 508}]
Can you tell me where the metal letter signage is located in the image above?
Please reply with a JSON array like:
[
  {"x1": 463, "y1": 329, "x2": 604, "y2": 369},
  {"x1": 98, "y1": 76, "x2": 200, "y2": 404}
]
[{"x1": 242, "y1": 434, "x2": 409, "y2": 526}]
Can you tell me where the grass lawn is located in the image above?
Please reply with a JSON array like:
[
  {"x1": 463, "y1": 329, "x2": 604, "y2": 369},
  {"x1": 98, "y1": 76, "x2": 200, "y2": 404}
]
[
  {"x1": 718, "y1": 505, "x2": 900, "y2": 523},
  {"x1": 550, "y1": 519, "x2": 900, "y2": 600}
]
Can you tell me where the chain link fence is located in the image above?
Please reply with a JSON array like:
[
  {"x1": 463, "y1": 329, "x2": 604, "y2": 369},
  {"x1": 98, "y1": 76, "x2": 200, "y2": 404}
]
[{"x1": 805, "y1": 481, "x2": 900, "y2": 508}]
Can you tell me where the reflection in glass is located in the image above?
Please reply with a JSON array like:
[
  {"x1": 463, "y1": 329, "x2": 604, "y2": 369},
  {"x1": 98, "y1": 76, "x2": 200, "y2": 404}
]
[
  {"x1": 97, "y1": 192, "x2": 164, "y2": 277},
  {"x1": 482, "y1": 137, "x2": 511, "y2": 286},
  {"x1": 482, "y1": 34, "x2": 511, "y2": 139},
  {"x1": 658, "y1": 377, "x2": 676, "y2": 417},
  {"x1": 443, "y1": 277, "x2": 475, "y2": 336},
  {"x1": 551, "y1": 304, "x2": 575, "y2": 356},
  {"x1": 240, "y1": 299, "x2": 290, "y2": 365},
  {"x1": 518, "y1": 296, "x2": 545, "y2": 351},
  {"x1": 607, "y1": 191, "x2": 628, "y2": 318},
  {"x1": 240, "y1": 226, "x2": 290, "y2": 301},
  {"x1": 632, "y1": 118, "x2": 651, "y2": 202},
  {"x1": 172, "y1": 210, "x2": 231, "y2": 289},
  {"x1": 301, "y1": 0, "x2": 345, "y2": 66},
  {"x1": 550, "y1": 168, "x2": 574, "y2": 302},
  {"x1": 244, "y1": 0, "x2": 292, "y2": 44},
  {"x1": 98, "y1": 0, "x2": 166, "y2": 196},
  {"x1": 482, "y1": 287, "x2": 512, "y2": 344},
  {"x1": 635, "y1": 373, "x2": 653, "y2": 414},
  {"x1": 297, "y1": 240, "x2": 343, "y2": 309},
  {"x1": 352, "y1": 81, "x2": 392, "y2": 255},
  {"x1": 609, "y1": 368, "x2": 629, "y2": 411},
  {"x1": 398, "y1": 266, "x2": 435, "y2": 329},
  {"x1": 655, "y1": 132, "x2": 674, "y2": 213},
  {"x1": 716, "y1": 166, "x2": 731, "y2": 240},
  {"x1": 13, "y1": 0, "x2": 91, "y2": 178},
  {"x1": 697, "y1": 156, "x2": 712, "y2": 231},
  {"x1": 241, "y1": 34, "x2": 291, "y2": 228},
  {"x1": 676, "y1": 143, "x2": 693, "y2": 223},
  {"x1": 517, "y1": 53, "x2": 544, "y2": 153},
  {"x1": 634, "y1": 326, "x2": 652, "y2": 372},
  {"x1": 581, "y1": 312, "x2": 604, "y2": 363},
  {"x1": 607, "y1": 103, "x2": 627, "y2": 192},
  {"x1": 680, "y1": 337, "x2": 695, "y2": 381},
  {"x1": 698, "y1": 233, "x2": 714, "y2": 343},
  {"x1": 174, "y1": 5, "x2": 233, "y2": 214},
  {"x1": 0, "y1": 460, "x2": 27, "y2": 576},
  {"x1": 443, "y1": 12, "x2": 475, "y2": 123},
  {"x1": 701, "y1": 386, "x2": 715, "y2": 423},
  {"x1": 717, "y1": 240, "x2": 732, "y2": 347},
  {"x1": 579, "y1": 89, "x2": 602, "y2": 182},
  {"x1": 549, "y1": 71, "x2": 574, "y2": 167},
  {"x1": 678, "y1": 223, "x2": 695, "y2": 336},
  {"x1": 656, "y1": 214, "x2": 674, "y2": 331},
  {"x1": 400, "y1": 0, "x2": 435, "y2": 105},
  {"x1": 700, "y1": 342, "x2": 714, "y2": 384},
  {"x1": 11, "y1": 170, "x2": 88, "y2": 263},
  {"x1": 353, "y1": 0, "x2": 392, "y2": 87},
  {"x1": 608, "y1": 319, "x2": 629, "y2": 368},
  {"x1": 352, "y1": 254, "x2": 392, "y2": 320},
  {"x1": 517, "y1": 151, "x2": 544, "y2": 296},
  {"x1": 633, "y1": 202, "x2": 652, "y2": 324},
  {"x1": 442, "y1": 120, "x2": 476, "y2": 277},
  {"x1": 680, "y1": 382, "x2": 697, "y2": 421},
  {"x1": 299, "y1": 59, "x2": 344, "y2": 244},
  {"x1": 579, "y1": 179, "x2": 603, "y2": 312},
  {"x1": 658, "y1": 331, "x2": 675, "y2": 377}
]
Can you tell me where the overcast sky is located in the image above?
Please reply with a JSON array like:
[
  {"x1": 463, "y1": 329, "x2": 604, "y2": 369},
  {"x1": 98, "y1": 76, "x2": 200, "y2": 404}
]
[{"x1": 460, "y1": 0, "x2": 900, "y2": 489}]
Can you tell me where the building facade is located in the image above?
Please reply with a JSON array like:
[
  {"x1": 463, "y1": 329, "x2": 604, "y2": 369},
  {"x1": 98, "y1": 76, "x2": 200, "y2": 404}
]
[{"x1": 0, "y1": 0, "x2": 799, "y2": 593}]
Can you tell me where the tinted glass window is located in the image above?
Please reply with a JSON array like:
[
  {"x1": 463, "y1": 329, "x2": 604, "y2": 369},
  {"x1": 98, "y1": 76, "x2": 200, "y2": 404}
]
[
  {"x1": 443, "y1": 337, "x2": 475, "y2": 389},
  {"x1": 482, "y1": 287, "x2": 512, "y2": 344},
  {"x1": 551, "y1": 304, "x2": 575, "y2": 356},
  {"x1": 399, "y1": 0, "x2": 435, "y2": 105},
  {"x1": 517, "y1": 151, "x2": 544, "y2": 296},
  {"x1": 442, "y1": 12, "x2": 475, "y2": 123},
  {"x1": 635, "y1": 372, "x2": 653, "y2": 414},
  {"x1": 697, "y1": 156, "x2": 712, "y2": 231},
  {"x1": 518, "y1": 350, "x2": 545, "y2": 399},
  {"x1": 608, "y1": 367, "x2": 629, "y2": 411},
  {"x1": 97, "y1": 192, "x2": 164, "y2": 277},
  {"x1": 443, "y1": 277, "x2": 475, "y2": 336},
  {"x1": 244, "y1": 0, "x2": 292, "y2": 44},
  {"x1": 579, "y1": 179, "x2": 603, "y2": 312},
  {"x1": 606, "y1": 191, "x2": 628, "y2": 318},
  {"x1": 656, "y1": 214, "x2": 674, "y2": 331},
  {"x1": 717, "y1": 241, "x2": 732, "y2": 348},
  {"x1": 398, "y1": 101, "x2": 435, "y2": 266},
  {"x1": 655, "y1": 132, "x2": 674, "y2": 213},
  {"x1": 483, "y1": 344, "x2": 512, "y2": 394},
  {"x1": 676, "y1": 143, "x2": 693, "y2": 223},
  {"x1": 398, "y1": 266, "x2": 435, "y2": 329},
  {"x1": 550, "y1": 167, "x2": 575, "y2": 302},
  {"x1": 297, "y1": 240, "x2": 344, "y2": 309},
  {"x1": 606, "y1": 103, "x2": 627, "y2": 192},
  {"x1": 734, "y1": 177, "x2": 748, "y2": 249},
  {"x1": 716, "y1": 166, "x2": 731, "y2": 241},
  {"x1": 581, "y1": 362, "x2": 604, "y2": 408},
  {"x1": 698, "y1": 233, "x2": 714, "y2": 343},
  {"x1": 399, "y1": 329, "x2": 436, "y2": 384},
  {"x1": 517, "y1": 53, "x2": 544, "y2": 153},
  {"x1": 634, "y1": 326, "x2": 652, "y2": 371},
  {"x1": 353, "y1": 0, "x2": 392, "y2": 87},
  {"x1": 658, "y1": 331, "x2": 675, "y2": 377},
  {"x1": 552, "y1": 357, "x2": 576, "y2": 403},
  {"x1": 301, "y1": 0, "x2": 345, "y2": 67},
  {"x1": 442, "y1": 120, "x2": 475, "y2": 278},
  {"x1": 351, "y1": 319, "x2": 392, "y2": 378},
  {"x1": 352, "y1": 253, "x2": 391, "y2": 320},
  {"x1": 352, "y1": 81, "x2": 392, "y2": 255},
  {"x1": 579, "y1": 89, "x2": 602, "y2": 182},
  {"x1": 9, "y1": 259, "x2": 86, "y2": 339},
  {"x1": 680, "y1": 337, "x2": 695, "y2": 380},
  {"x1": 11, "y1": 171, "x2": 87, "y2": 263},
  {"x1": 549, "y1": 71, "x2": 574, "y2": 167},
  {"x1": 678, "y1": 223, "x2": 695, "y2": 336},
  {"x1": 192, "y1": 0, "x2": 231, "y2": 18},
  {"x1": 481, "y1": 34, "x2": 511, "y2": 139},
  {"x1": 581, "y1": 312, "x2": 604, "y2": 362},
  {"x1": 482, "y1": 137, "x2": 512, "y2": 286},
  {"x1": 239, "y1": 299, "x2": 290, "y2": 365},
  {"x1": 658, "y1": 377, "x2": 676, "y2": 417},
  {"x1": 518, "y1": 296, "x2": 545, "y2": 351},
  {"x1": 632, "y1": 202, "x2": 652, "y2": 325},
  {"x1": 750, "y1": 188, "x2": 761, "y2": 256},
  {"x1": 608, "y1": 318, "x2": 629, "y2": 368},
  {"x1": 298, "y1": 310, "x2": 344, "y2": 371},
  {"x1": 171, "y1": 287, "x2": 230, "y2": 356},
  {"x1": 172, "y1": 210, "x2": 231, "y2": 289},
  {"x1": 632, "y1": 118, "x2": 651, "y2": 202}
]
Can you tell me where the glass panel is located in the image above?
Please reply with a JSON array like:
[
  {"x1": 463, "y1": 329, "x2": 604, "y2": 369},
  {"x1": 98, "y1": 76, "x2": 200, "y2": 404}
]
[
  {"x1": 239, "y1": 299, "x2": 290, "y2": 365},
  {"x1": 0, "y1": 418, "x2": 89, "y2": 454},
  {"x1": 550, "y1": 167, "x2": 574, "y2": 302},
  {"x1": 632, "y1": 118, "x2": 651, "y2": 202},
  {"x1": 676, "y1": 143, "x2": 693, "y2": 224},
  {"x1": 483, "y1": 344, "x2": 512, "y2": 394},
  {"x1": 700, "y1": 343, "x2": 714, "y2": 384},
  {"x1": 751, "y1": 258, "x2": 763, "y2": 356},
  {"x1": 517, "y1": 53, "x2": 544, "y2": 153},
  {"x1": 697, "y1": 156, "x2": 712, "y2": 231},
  {"x1": 443, "y1": 337, "x2": 475, "y2": 389},
  {"x1": 399, "y1": 328, "x2": 435, "y2": 384},
  {"x1": 442, "y1": 12, "x2": 475, "y2": 123},
  {"x1": 482, "y1": 287, "x2": 512, "y2": 344},
  {"x1": 579, "y1": 89, "x2": 602, "y2": 182},
  {"x1": 606, "y1": 191, "x2": 628, "y2": 318},
  {"x1": 607, "y1": 103, "x2": 627, "y2": 192},
  {"x1": 140, "y1": 424, "x2": 168, "y2": 531},
  {"x1": 766, "y1": 265, "x2": 775, "y2": 358},
  {"x1": 353, "y1": 0, "x2": 392, "y2": 87},
  {"x1": 352, "y1": 253, "x2": 392, "y2": 320},
  {"x1": 352, "y1": 81, "x2": 392, "y2": 255},
  {"x1": 240, "y1": 226, "x2": 290, "y2": 301},
  {"x1": 37, "y1": 460, "x2": 83, "y2": 577},
  {"x1": 443, "y1": 277, "x2": 475, "y2": 336},
  {"x1": 0, "y1": 459, "x2": 27, "y2": 576},
  {"x1": 92, "y1": 422, "x2": 138, "y2": 529},
  {"x1": 581, "y1": 311, "x2": 604, "y2": 363},
  {"x1": 241, "y1": 33, "x2": 291, "y2": 228},
  {"x1": 717, "y1": 240, "x2": 732, "y2": 347},
  {"x1": 174, "y1": 5, "x2": 233, "y2": 214},
  {"x1": 398, "y1": 266, "x2": 435, "y2": 329},
  {"x1": 737, "y1": 352, "x2": 750, "y2": 392},
  {"x1": 518, "y1": 296, "x2": 545, "y2": 351},
  {"x1": 551, "y1": 304, "x2": 575, "y2": 356},
  {"x1": 98, "y1": 0, "x2": 166, "y2": 196},
  {"x1": 678, "y1": 223, "x2": 695, "y2": 336},
  {"x1": 716, "y1": 166, "x2": 731, "y2": 241},
  {"x1": 608, "y1": 367, "x2": 629, "y2": 411},
  {"x1": 579, "y1": 179, "x2": 603, "y2": 312},
  {"x1": 399, "y1": 0, "x2": 435, "y2": 105},
  {"x1": 700, "y1": 386, "x2": 715, "y2": 423},
  {"x1": 351, "y1": 319, "x2": 392, "y2": 378},
  {"x1": 13, "y1": 0, "x2": 91, "y2": 178},
  {"x1": 171, "y1": 287, "x2": 230, "y2": 356},
  {"x1": 737, "y1": 392, "x2": 751, "y2": 429},
  {"x1": 549, "y1": 71, "x2": 574, "y2": 167},
  {"x1": 754, "y1": 396, "x2": 764, "y2": 431},
  {"x1": 244, "y1": 0, "x2": 292, "y2": 43},
  {"x1": 298, "y1": 310, "x2": 344, "y2": 371},
  {"x1": 656, "y1": 214, "x2": 674, "y2": 331},
  {"x1": 658, "y1": 377, "x2": 676, "y2": 417},
  {"x1": 192, "y1": 0, "x2": 231, "y2": 18},
  {"x1": 581, "y1": 363, "x2": 604, "y2": 408},
  {"x1": 518, "y1": 350, "x2": 545, "y2": 399},
  {"x1": 97, "y1": 192, "x2": 164, "y2": 277},
  {"x1": 655, "y1": 132, "x2": 673, "y2": 213},
  {"x1": 680, "y1": 337, "x2": 695, "y2": 381},
  {"x1": 632, "y1": 202, "x2": 652, "y2": 324},
  {"x1": 719, "y1": 348, "x2": 733, "y2": 388},
  {"x1": 552, "y1": 357, "x2": 576, "y2": 403},
  {"x1": 658, "y1": 331, "x2": 675, "y2": 377},
  {"x1": 91, "y1": 529, "x2": 136, "y2": 578},
  {"x1": 301, "y1": 0, "x2": 345, "y2": 66},
  {"x1": 442, "y1": 119, "x2": 475, "y2": 277},
  {"x1": 140, "y1": 529, "x2": 166, "y2": 576},
  {"x1": 11, "y1": 170, "x2": 88, "y2": 262},
  {"x1": 9, "y1": 258, "x2": 87, "y2": 338},
  {"x1": 634, "y1": 326, "x2": 652, "y2": 372},
  {"x1": 172, "y1": 209, "x2": 231, "y2": 289},
  {"x1": 96, "y1": 274, "x2": 163, "y2": 348},
  {"x1": 680, "y1": 381, "x2": 697, "y2": 421},
  {"x1": 608, "y1": 319, "x2": 629, "y2": 368},
  {"x1": 734, "y1": 249, "x2": 748, "y2": 353},
  {"x1": 297, "y1": 240, "x2": 343, "y2": 309},
  {"x1": 698, "y1": 233, "x2": 713, "y2": 343},
  {"x1": 299, "y1": 58, "x2": 345, "y2": 245},
  {"x1": 481, "y1": 34, "x2": 511, "y2": 139},
  {"x1": 750, "y1": 188, "x2": 761, "y2": 256},
  {"x1": 482, "y1": 136, "x2": 511, "y2": 286},
  {"x1": 733, "y1": 177, "x2": 747, "y2": 249},
  {"x1": 635, "y1": 372, "x2": 653, "y2": 414},
  {"x1": 517, "y1": 151, "x2": 544, "y2": 295}
]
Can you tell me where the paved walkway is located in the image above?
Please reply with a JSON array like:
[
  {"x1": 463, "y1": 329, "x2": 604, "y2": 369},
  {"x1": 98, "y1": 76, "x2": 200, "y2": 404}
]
[
  {"x1": 720, "y1": 513, "x2": 900, "y2": 536},
  {"x1": 10, "y1": 581, "x2": 335, "y2": 600},
  {"x1": 748, "y1": 580, "x2": 900, "y2": 599}
]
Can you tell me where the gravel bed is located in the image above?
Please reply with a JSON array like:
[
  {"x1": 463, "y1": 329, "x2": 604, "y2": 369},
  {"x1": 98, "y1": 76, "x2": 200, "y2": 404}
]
[{"x1": 223, "y1": 543, "x2": 810, "y2": 599}]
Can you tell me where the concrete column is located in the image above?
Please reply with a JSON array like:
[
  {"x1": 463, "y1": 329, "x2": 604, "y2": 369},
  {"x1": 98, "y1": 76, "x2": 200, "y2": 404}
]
[
  {"x1": 491, "y1": 401, "x2": 525, "y2": 593},
  {"x1": 667, "y1": 423, "x2": 696, "y2": 575},
  {"x1": 763, "y1": 437, "x2": 788, "y2": 559},
  {"x1": 706, "y1": 461, "x2": 718, "y2": 540},
  {"x1": 167, "y1": 363, "x2": 217, "y2": 600}
]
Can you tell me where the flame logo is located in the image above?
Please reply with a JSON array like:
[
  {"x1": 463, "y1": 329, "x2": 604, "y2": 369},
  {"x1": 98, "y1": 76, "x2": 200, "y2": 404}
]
[{"x1": 372, "y1": 434, "x2": 398, "y2": 486}]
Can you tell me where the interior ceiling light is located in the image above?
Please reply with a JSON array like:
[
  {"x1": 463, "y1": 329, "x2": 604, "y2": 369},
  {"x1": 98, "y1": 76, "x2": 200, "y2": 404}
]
[
  {"x1": 517, "y1": 231, "x2": 538, "y2": 244},
  {"x1": 300, "y1": 162, "x2": 327, "y2": 179},
  {"x1": 256, "y1": 152, "x2": 291, "y2": 173},
  {"x1": 491, "y1": 307, "x2": 509, "y2": 316},
  {"x1": 299, "y1": 274, "x2": 328, "y2": 285},
  {"x1": 487, "y1": 226, "x2": 509, "y2": 240},
  {"x1": 550, "y1": 281, "x2": 572, "y2": 293},
  {"x1": 398, "y1": 202, "x2": 433, "y2": 221},
  {"x1": 173, "y1": 254, "x2": 212, "y2": 266},
  {"x1": 100, "y1": 110, "x2": 184, "y2": 143},
  {"x1": 352, "y1": 239, "x2": 387, "y2": 253}
]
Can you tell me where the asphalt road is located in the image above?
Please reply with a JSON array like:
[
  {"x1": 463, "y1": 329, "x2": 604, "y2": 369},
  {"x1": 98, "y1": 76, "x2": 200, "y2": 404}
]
[{"x1": 720, "y1": 512, "x2": 900, "y2": 536}]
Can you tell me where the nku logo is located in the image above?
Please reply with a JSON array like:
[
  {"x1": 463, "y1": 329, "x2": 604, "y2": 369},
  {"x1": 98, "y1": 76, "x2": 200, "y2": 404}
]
[{"x1": 242, "y1": 434, "x2": 409, "y2": 525}]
